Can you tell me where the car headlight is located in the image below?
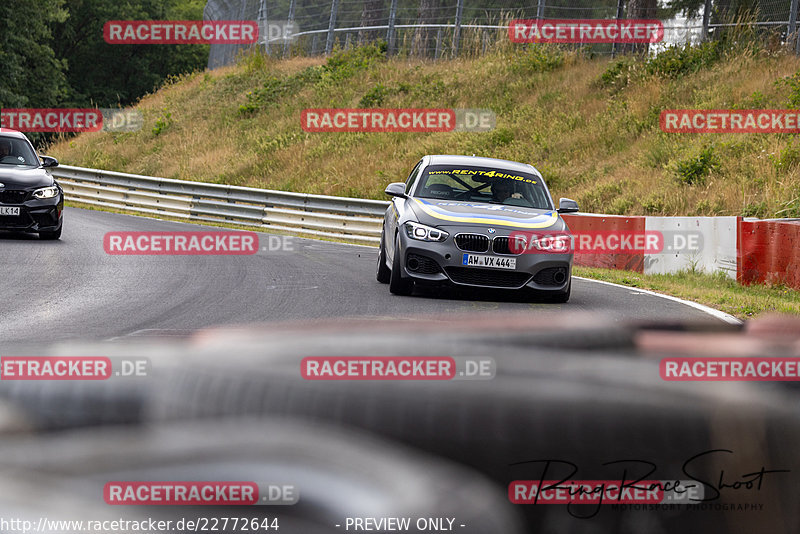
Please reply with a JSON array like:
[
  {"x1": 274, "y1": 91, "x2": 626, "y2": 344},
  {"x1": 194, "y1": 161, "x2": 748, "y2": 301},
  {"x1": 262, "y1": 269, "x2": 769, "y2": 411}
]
[
  {"x1": 405, "y1": 221, "x2": 448, "y2": 242},
  {"x1": 33, "y1": 186, "x2": 59, "y2": 199}
]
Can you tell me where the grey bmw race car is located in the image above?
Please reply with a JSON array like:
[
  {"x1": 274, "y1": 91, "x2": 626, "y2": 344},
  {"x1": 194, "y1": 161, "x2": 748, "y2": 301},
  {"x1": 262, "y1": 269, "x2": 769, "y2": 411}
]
[{"x1": 377, "y1": 155, "x2": 579, "y2": 302}]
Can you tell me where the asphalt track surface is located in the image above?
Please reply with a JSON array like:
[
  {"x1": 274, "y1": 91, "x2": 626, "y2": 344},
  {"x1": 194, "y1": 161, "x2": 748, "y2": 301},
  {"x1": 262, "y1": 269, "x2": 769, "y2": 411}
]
[{"x1": 0, "y1": 207, "x2": 732, "y2": 345}]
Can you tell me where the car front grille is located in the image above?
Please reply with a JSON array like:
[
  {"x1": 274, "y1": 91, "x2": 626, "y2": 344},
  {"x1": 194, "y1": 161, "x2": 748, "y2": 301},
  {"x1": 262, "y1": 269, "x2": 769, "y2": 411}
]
[
  {"x1": 493, "y1": 236, "x2": 526, "y2": 255},
  {"x1": 455, "y1": 234, "x2": 489, "y2": 253},
  {"x1": 0, "y1": 190, "x2": 29, "y2": 204},
  {"x1": 407, "y1": 253, "x2": 441, "y2": 274},
  {"x1": 445, "y1": 267, "x2": 531, "y2": 288},
  {"x1": 533, "y1": 267, "x2": 568, "y2": 286}
]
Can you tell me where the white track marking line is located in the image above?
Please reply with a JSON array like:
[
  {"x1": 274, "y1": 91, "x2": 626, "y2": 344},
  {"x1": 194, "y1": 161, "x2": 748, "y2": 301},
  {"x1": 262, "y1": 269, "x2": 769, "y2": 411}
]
[{"x1": 574, "y1": 276, "x2": 742, "y2": 325}]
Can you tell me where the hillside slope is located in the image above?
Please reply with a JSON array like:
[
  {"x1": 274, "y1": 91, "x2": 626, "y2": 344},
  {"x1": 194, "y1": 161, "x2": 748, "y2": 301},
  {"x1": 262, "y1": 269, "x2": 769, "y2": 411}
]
[{"x1": 51, "y1": 41, "x2": 800, "y2": 218}]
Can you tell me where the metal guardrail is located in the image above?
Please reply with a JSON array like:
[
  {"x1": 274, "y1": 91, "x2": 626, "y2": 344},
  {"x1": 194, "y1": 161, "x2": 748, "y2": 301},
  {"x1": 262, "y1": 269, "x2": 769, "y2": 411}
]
[{"x1": 53, "y1": 165, "x2": 389, "y2": 245}]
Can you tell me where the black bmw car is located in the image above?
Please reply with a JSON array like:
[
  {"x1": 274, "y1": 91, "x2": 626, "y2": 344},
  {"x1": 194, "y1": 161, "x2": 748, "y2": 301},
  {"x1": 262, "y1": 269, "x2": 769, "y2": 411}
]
[{"x1": 0, "y1": 128, "x2": 63, "y2": 240}]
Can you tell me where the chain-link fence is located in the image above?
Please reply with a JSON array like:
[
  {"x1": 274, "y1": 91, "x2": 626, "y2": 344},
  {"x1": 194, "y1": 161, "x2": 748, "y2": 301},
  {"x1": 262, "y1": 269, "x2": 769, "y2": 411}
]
[{"x1": 204, "y1": 0, "x2": 800, "y2": 68}]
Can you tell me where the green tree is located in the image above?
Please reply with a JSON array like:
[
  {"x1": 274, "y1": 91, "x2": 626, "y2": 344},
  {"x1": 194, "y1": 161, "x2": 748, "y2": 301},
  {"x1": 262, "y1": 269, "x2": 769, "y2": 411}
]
[
  {"x1": 0, "y1": 0, "x2": 68, "y2": 108},
  {"x1": 51, "y1": 0, "x2": 209, "y2": 107}
]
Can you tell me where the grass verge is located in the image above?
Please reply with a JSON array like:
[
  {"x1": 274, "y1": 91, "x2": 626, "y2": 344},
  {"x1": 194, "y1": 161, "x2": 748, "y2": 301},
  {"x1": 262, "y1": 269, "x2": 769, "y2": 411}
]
[{"x1": 574, "y1": 266, "x2": 800, "y2": 319}]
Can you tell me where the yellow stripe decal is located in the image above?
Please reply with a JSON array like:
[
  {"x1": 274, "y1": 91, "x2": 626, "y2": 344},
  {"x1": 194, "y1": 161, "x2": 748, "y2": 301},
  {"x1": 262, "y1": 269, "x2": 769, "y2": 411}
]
[{"x1": 413, "y1": 198, "x2": 558, "y2": 228}]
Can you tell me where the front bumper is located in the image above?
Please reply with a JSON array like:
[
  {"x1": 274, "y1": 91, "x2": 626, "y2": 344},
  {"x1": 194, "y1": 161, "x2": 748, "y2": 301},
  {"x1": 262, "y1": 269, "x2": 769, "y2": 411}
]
[
  {"x1": 0, "y1": 194, "x2": 64, "y2": 233},
  {"x1": 396, "y1": 224, "x2": 572, "y2": 292}
]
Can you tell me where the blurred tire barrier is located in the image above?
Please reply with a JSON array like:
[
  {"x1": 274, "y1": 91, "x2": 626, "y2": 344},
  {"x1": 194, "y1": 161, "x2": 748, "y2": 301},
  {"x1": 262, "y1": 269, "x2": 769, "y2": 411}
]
[
  {"x1": 0, "y1": 478, "x2": 155, "y2": 533},
  {"x1": 0, "y1": 401, "x2": 33, "y2": 434},
  {"x1": 0, "y1": 378, "x2": 145, "y2": 430},
  {"x1": 142, "y1": 314, "x2": 798, "y2": 533},
  {"x1": 1, "y1": 314, "x2": 799, "y2": 532},
  {"x1": 0, "y1": 313, "x2": 635, "y2": 431},
  {"x1": 0, "y1": 418, "x2": 525, "y2": 534}
]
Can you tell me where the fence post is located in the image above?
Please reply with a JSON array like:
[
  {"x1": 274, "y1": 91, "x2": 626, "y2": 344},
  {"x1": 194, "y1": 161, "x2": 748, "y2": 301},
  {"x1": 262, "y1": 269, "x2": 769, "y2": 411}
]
[
  {"x1": 312, "y1": 34, "x2": 319, "y2": 55},
  {"x1": 791, "y1": 0, "x2": 800, "y2": 54},
  {"x1": 283, "y1": 0, "x2": 296, "y2": 57},
  {"x1": 326, "y1": 0, "x2": 340, "y2": 55},
  {"x1": 387, "y1": 0, "x2": 398, "y2": 55},
  {"x1": 701, "y1": 0, "x2": 711, "y2": 40},
  {"x1": 537, "y1": 0, "x2": 546, "y2": 19},
  {"x1": 258, "y1": 0, "x2": 269, "y2": 55},
  {"x1": 435, "y1": 28, "x2": 443, "y2": 58},
  {"x1": 453, "y1": 0, "x2": 464, "y2": 57},
  {"x1": 611, "y1": 0, "x2": 624, "y2": 57}
]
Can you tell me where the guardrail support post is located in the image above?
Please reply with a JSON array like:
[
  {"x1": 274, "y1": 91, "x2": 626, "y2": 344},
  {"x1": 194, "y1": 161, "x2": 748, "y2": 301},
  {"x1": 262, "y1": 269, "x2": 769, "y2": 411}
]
[
  {"x1": 791, "y1": 0, "x2": 800, "y2": 54},
  {"x1": 701, "y1": 0, "x2": 711, "y2": 41},
  {"x1": 326, "y1": 0, "x2": 340, "y2": 55},
  {"x1": 453, "y1": 0, "x2": 464, "y2": 57},
  {"x1": 283, "y1": 0, "x2": 296, "y2": 57},
  {"x1": 387, "y1": 0, "x2": 398, "y2": 55},
  {"x1": 611, "y1": 0, "x2": 625, "y2": 57},
  {"x1": 257, "y1": 0, "x2": 269, "y2": 55}
]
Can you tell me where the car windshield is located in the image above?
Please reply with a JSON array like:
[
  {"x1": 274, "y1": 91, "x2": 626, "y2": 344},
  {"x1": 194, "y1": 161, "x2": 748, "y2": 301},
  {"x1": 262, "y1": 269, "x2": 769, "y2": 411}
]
[
  {"x1": 415, "y1": 165, "x2": 553, "y2": 210},
  {"x1": 0, "y1": 136, "x2": 39, "y2": 166}
]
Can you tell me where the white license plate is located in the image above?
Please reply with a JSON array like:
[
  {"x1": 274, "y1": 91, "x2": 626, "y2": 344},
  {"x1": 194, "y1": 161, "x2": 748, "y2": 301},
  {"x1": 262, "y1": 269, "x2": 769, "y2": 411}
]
[
  {"x1": 462, "y1": 253, "x2": 516, "y2": 270},
  {"x1": 0, "y1": 207, "x2": 20, "y2": 216}
]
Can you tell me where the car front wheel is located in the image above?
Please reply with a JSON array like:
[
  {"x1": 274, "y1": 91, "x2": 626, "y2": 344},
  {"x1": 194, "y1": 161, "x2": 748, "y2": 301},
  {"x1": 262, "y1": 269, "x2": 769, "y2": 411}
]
[
  {"x1": 376, "y1": 232, "x2": 391, "y2": 284},
  {"x1": 39, "y1": 222, "x2": 62, "y2": 241},
  {"x1": 389, "y1": 237, "x2": 413, "y2": 296},
  {"x1": 546, "y1": 279, "x2": 571, "y2": 303}
]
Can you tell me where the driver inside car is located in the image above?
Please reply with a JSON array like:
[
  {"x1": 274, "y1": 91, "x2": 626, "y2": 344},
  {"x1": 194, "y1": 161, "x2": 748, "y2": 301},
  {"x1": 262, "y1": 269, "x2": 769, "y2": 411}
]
[
  {"x1": 491, "y1": 179, "x2": 523, "y2": 202},
  {"x1": 0, "y1": 139, "x2": 12, "y2": 160}
]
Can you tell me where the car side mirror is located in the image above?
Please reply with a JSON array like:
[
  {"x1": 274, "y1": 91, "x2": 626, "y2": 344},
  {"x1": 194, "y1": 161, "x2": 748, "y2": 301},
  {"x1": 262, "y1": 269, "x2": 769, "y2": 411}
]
[
  {"x1": 40, "y1": 156, "x2": 59, "y2": 168},
  {"x1": 384, "y1": 182, "x2": 406, "y2": 198},
  {"x1": 557, "y1": 198, "x2": 579, "y2": 213}
]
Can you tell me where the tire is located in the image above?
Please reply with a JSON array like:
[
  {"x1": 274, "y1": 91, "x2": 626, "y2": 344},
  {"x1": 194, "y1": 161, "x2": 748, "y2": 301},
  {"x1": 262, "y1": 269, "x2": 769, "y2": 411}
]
[
  {"x1": 0, "y1": 419, "x2": 526, "y2": 534},
  {"x1": 376, "y1": 232, "x2": 390, "y2": 284},
  {"x1": 388, "y1": 237, "x2": 413, "y2": 295},
  {"x1": 546, "y1": 278, "x2": 571, "y2": 303},
  {"x1": 0, "y1": 377, "x2": 146, "y2": 430},
  {"x1": 39, "y1": 224, "x2": 62, "y2": 240},
  {"x1": 145, "y1": 320, "x2": 800, "y2": 534}
]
